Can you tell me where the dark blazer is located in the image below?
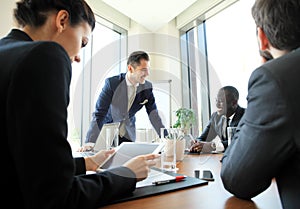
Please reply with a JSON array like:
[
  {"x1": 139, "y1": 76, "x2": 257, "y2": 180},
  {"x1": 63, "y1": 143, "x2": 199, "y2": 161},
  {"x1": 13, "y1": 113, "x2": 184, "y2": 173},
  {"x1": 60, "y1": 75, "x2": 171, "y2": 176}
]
[
  {"x1": 197, "y1": 105, "x2": 245, "y2": 149},
  {"x1": 86, "y1": 73, "x2": 165, "y2": 143},
  {"x1": 221, "y1": 48, "x2": 300, "y2": 209},
  {"x1": 0, "y1": 29, "x2": 136, "y2": 208}
]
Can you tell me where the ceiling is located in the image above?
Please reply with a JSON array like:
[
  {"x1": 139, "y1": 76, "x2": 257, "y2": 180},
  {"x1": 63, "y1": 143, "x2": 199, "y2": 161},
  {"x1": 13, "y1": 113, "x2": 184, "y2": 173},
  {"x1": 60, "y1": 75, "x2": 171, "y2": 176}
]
[{"x1": 102, "y1": 0, "x2": 198, "y2": 32}]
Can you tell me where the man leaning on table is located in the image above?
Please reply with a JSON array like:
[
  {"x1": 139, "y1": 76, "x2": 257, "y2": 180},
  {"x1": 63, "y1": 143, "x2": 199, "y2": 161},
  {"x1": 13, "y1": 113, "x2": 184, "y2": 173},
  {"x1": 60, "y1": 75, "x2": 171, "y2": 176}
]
[
  {"x1": 221, "y1": 0, "x2": 300, "y2": 209},
  {"x1": 189, "y1": 86, "x2": 245, "y2": 153},
  {"x1": 83, "y1": 51, "x2": 166, "y2": 151}
]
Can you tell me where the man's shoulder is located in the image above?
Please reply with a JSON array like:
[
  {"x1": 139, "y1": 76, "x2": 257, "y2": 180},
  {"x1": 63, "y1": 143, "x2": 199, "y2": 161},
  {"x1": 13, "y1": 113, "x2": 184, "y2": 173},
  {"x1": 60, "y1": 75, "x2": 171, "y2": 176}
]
[
  {"x1": 208, "y1": 112, "x2": 222, "y2": 124},
  {"x1": 236, "y1": 105, "x2": 246, "y2": 114},
  {"x1": 232, "y1": 106, "x2": 245, "y2": 124},
  {"x1": 145, "y1": 80, "x2": 152, "y2": 85},
  {"x1": 108, "y1": 73, "x2": 125, "y2": 81},
  {"x1": 139, "y1": 80, "x2": 152, "y2": 89},
  {"x1": 106, "y1": 73, "x2": 126, "y2": 87},
  {"x1": 211, "y1": 111, "x2": 219, "y2": 118}
]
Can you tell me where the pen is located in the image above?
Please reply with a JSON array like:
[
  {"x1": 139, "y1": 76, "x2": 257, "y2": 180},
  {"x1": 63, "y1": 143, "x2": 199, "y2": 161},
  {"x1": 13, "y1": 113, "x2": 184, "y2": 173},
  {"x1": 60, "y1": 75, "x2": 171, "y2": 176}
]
[{"x1": 153, "y1": 175, "x2": 186, "y2": 186}]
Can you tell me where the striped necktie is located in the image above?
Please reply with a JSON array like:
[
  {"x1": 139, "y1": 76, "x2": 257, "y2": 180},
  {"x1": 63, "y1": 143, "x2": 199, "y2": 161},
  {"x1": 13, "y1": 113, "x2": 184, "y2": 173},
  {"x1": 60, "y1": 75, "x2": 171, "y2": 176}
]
[{"x1": 128, "y1": 85, "x2": 136, "y2": 110}]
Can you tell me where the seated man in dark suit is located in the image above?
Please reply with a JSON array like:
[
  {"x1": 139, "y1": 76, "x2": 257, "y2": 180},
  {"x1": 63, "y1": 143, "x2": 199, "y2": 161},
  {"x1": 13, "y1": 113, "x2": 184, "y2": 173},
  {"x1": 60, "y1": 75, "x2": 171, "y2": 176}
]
[
  {"x1": 189, "y1": 86, "x2": 245, "y2": 153},
  {"x1": 84, "y1": 51, "x2": 165, "y2": 150}
]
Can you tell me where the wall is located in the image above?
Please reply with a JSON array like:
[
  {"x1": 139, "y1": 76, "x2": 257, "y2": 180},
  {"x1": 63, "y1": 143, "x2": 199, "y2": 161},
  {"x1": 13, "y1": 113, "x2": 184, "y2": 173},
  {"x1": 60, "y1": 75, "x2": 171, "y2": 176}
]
[
  {"x1": 128, "y1": 19, "x2": 182, "y2": 106},
  {"x1": 0, "y1": 0, "x2": 16, "y2": 37},
  {"x1": 127, "y1": 19, "x2": 183, "y2": 127}
]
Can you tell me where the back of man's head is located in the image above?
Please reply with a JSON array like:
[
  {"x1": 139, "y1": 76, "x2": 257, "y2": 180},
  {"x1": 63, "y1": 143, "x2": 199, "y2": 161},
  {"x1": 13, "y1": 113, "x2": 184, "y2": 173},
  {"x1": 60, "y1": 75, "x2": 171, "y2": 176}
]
[{"x1": 251, "y1": 0, "x2": 300, "y2": 51}]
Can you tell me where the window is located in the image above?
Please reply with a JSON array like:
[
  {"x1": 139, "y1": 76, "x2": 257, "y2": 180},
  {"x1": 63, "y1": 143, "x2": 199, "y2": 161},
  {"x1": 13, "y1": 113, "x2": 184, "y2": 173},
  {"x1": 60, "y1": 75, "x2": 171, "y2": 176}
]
[
  {"x1": 180, "y1": 0, "x2": 262, "y2": 135},
  {"x1": 180, "y1": 24, "x2": 209, "y2": 136},
  {"x1": 67, "y1": 16, "x2": 127, "y2": 150},
  {"x1": 205, "y1": 0, "x2": 260, "y2": 109}
]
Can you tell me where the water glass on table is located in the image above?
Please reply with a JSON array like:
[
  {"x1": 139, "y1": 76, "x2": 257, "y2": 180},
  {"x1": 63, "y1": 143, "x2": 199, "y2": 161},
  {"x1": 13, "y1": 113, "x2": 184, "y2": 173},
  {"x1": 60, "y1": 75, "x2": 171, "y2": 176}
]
[
  {"x1": 160, "y1": 128, "x2": 185, "y2": 172},
  {"x1": 105, "y1": 126, "x2": 119, "y2": 150}
]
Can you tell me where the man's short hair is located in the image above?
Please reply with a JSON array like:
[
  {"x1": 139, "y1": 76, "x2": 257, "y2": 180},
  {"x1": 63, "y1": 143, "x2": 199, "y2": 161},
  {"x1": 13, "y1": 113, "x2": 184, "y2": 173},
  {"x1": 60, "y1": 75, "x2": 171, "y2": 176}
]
[
  {"x1": 251, "y1": 0, "x2": 300, "y2": 51},
  {"x1": 127, "y1": 51, "x2": 149, "y2": 68},
  {"x1": 221, "y1": 86, "x2": 239, "y2": 101}
]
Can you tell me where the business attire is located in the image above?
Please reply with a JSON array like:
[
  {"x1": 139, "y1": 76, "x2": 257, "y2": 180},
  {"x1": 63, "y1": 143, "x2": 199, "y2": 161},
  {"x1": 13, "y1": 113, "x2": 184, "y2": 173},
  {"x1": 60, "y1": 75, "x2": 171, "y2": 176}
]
[
  {"x1": 0, "y1": 29, "x2": 136, "y2": 208},
  {"x1": 197, "y1": 105, "x2": 245, "y2": 150},
  {"x1": 86, "y1": 73, "x2": 165, "y2": 144},
  {"x1": 221, "y1": 48, "x2": 300, "y2": 209}
]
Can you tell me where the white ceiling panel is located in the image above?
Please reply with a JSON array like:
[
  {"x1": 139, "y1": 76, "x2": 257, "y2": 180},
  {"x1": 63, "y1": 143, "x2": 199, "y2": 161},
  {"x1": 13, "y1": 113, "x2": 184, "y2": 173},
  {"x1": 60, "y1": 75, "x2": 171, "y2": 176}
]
[{"x1": 102, "y1": 0, "x2": 197, "y2": 31}]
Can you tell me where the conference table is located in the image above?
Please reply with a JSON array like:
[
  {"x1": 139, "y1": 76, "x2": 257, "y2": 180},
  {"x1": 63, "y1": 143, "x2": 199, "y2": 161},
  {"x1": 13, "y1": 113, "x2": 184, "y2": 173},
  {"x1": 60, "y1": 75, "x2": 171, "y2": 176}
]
[{"x1": 100, "y1": 153, "x2": 283, "y2": 209}]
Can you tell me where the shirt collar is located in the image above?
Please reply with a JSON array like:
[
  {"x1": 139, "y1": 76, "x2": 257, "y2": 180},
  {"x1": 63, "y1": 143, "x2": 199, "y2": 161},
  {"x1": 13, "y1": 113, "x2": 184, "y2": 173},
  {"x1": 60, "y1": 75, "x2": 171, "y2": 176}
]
[
  {"x1": 125, "y1": 73, "x2": 139, "y2": 88},
  {"x1": 229, "y1": 113, "x2": 235, "y2": 120}
]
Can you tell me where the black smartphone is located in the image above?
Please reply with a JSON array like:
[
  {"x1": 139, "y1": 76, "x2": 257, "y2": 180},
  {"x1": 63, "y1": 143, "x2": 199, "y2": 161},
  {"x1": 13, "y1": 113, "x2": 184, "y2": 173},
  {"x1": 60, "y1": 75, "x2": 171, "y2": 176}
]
[{"x1": 201, "y1": 170, "x2": 214, "y2": 181}]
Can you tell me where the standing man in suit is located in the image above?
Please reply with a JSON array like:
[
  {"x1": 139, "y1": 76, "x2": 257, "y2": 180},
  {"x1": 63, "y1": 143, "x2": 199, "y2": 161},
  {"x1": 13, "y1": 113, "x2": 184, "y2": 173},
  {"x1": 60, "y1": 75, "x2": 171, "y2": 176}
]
[
  {"x1": 189, "y1": 86, "x2": 245, "y2": 153},
  {"x1": 85, "y1": 51, "x2": 165, "y2": 149},
  {"x1": 221, "y1": 0, "x2": 300, "y2": 208}
]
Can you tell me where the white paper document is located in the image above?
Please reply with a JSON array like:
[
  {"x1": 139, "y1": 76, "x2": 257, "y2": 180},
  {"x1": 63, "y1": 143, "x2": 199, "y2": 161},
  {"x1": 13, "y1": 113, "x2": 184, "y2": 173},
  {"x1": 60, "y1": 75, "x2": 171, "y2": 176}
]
[{"x1": 136, "y1": 168, "x2": 175, "y2": 188}]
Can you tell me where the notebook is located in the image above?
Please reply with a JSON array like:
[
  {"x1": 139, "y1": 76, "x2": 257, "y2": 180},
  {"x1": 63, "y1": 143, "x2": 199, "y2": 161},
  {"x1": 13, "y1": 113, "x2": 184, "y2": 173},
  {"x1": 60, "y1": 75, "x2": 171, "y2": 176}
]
[
  {"x1": 99, "y1": 167, "x2": 208, "y2": 207},
  {"x1": 98, "y1": 142, "x2": 164, "y2": 169}
]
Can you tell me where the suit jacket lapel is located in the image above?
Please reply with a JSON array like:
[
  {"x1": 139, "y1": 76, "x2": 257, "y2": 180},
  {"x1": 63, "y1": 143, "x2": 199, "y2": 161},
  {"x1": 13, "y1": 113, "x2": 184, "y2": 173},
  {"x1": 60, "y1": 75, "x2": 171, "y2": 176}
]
[
  {"x1": 111, "y1": 79, "x2": 128, "y2": 120},
  {"x1": 231, "y1": 106, "x2": 244, "y2": 127}
]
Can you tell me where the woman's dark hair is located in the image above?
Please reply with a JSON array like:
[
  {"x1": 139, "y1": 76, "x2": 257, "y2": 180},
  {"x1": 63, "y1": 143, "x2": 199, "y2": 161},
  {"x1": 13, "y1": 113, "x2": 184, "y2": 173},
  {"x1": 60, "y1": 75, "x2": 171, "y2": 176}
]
[
  {"x1": 14, "y1": 0, "x2": 95, "y2": 31},
  {"x1": 251, "y1": 0, "x2": 300, "y2": 51}
]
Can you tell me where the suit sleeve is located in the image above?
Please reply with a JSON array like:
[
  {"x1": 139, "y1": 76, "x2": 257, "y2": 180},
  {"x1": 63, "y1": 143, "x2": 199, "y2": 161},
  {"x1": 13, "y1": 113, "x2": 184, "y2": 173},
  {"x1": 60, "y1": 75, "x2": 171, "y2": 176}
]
[
  {"x1": 74, "y1": 157, "x2": 86, "y2": 175},
  {"x1": 197, "y1": 113, "x2": 217, "y2": 142},
  {"x1": 197, "y1": 120, "x2": 211, "y2": 141},
  {"x1": 144, "y1": 83, "x2": 165, "y2": 136},
  {"x1": 221, "y1": 66, "x2": 294, "y2": 199},
  {"x1": 8, "y1": 42, "x2": 136, "y2": 209},
  {"x1": 85, "y1": 78, "x2": 113, "y2": 143}
]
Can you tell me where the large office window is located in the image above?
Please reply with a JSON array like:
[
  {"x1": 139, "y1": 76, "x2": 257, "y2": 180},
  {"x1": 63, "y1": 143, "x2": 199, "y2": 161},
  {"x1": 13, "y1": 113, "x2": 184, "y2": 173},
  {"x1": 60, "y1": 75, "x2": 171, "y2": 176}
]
[
  {"x1": 67, "y1": 16, "x2": 127, "y2": 150},
  {"x1": 205, "y1": 0, "x2": 260, "y2": 109},
  {"x1": 180, "y1": 23, "x2": 209, "y2": 136},
  {"x1": 180, "y1": 0, "x2": 262, "y2": 135}
]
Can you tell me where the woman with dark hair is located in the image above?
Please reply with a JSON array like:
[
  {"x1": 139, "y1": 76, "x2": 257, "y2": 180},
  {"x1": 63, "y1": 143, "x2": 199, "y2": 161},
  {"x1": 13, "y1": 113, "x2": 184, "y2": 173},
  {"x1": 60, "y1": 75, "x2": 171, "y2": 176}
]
[{"x1": 0, "y1": 1, "x2": 158, "y2": 208}]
